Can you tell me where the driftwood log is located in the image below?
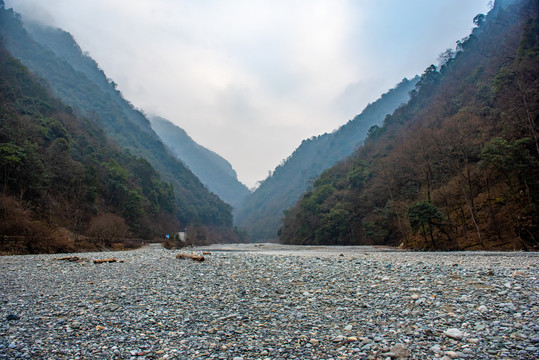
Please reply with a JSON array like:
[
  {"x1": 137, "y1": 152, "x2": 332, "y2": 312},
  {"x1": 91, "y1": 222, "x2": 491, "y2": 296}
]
[
  {"x1": 93, "y1": 258, "x2": 118, "y2": 264},
  {"x1": 176, "y1": 253, "x2": 205, "y2": 262},
  {"x1": 54, "y1": 256, "x2": 86, "y2": 262}
]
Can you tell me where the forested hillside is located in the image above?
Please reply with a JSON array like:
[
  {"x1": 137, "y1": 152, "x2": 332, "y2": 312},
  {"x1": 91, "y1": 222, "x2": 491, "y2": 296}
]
[
  {"x1": 0, "y1": 4, "x2": 239, "y2": 243},
  {"x1": 236, "y1": 77, "x2": 418, "y2": 241},
  {"x1": 280, "y1": 0, "x2": 538, "y2": 250},
  {"x1": 0, "y1": 41, "x2": 178, "y2": 253},
  {"x1": 150, "y1": 116, "x2": 250, "y2": 209}
]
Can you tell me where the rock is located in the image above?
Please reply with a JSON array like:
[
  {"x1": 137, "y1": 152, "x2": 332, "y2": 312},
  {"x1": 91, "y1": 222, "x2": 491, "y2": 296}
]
[
  {"x1": 333, "y1": 335, "x2": 346, "y2": 342},
  {"x1": 477, "y1": 305, "x2": 488, "y2": 313},
  {"x1": 445, "y1": 350, "x2": 458, "y2": 358},
  {"x1": 444, "y1": 328, "x2": 464, "y2": 340},
  {"x1": 344, "y1": 324, "x2": 353, "y2": 331},
  {"x1": 6, "y1": 314, "x2": 20, "y2": 321},
  {"x1": 71, "y1": 321, "x2": 81, "y2": 329},
  {"x1": 511, "y1": 270, "x2": 526, "y2": 277},
  {"x1": 381, "y1": 343, "x2": 410, "y2": 358}
]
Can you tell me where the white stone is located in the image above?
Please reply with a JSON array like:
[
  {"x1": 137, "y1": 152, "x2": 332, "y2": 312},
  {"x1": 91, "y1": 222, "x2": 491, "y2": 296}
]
[{"x1": 444, "y1": 328, "x2": 464, "y2": 340}]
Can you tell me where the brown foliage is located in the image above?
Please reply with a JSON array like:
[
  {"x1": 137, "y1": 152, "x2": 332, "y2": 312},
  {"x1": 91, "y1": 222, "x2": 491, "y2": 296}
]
[
  {"x1": 87, "y1": 213, "x2": 130, "y2": 247},
  {"x1": 280, "y1": 0, "x2": 538, "y2": 250},
  {"x1": 0, "y1": 193, "x2": 76, "y2": 254}
]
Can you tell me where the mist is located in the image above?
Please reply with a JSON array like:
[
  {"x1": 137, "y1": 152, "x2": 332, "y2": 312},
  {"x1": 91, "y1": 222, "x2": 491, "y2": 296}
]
[{"x1": 5, "y1": 0, "x2": 491, "y2": 188}]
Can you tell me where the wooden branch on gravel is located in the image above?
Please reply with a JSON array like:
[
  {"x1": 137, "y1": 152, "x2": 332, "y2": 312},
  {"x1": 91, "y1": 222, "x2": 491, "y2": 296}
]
[
  {"x1": 176, "y1": 253, "x2": 205, "y2": 262},
  {"x1": 93, "y1": 258, "x2": 118, "y2": 264}
]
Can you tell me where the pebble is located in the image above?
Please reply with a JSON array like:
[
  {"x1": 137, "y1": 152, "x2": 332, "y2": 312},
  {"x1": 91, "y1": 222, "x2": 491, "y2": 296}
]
[
  {"x1": 5, "y1": 314, "x2": 19, "y2": 321},
  {"x1": 477, "y1": 305, "x2": 488, "y2": 313},
  {"x1": 0, "y1": 244, "x2": 537, "y2": 359},
  {"x1": 382, "y1": 343, "x2": 410, "y2": 358},
  {"x1": 444, "y1": 328, "x2": 465, "y2": 340}
]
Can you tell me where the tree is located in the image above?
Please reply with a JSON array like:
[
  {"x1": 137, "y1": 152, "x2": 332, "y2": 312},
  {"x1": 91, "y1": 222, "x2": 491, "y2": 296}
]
[
  {"x1": 473, "y1": 14, "x2": 486, "y2": 27},
  {"x1": 87, "y1": 213, "x2": 129, "y2": 247},
  {"x1": 407, "y1": 201, "x2": 446, "y2": 248}
]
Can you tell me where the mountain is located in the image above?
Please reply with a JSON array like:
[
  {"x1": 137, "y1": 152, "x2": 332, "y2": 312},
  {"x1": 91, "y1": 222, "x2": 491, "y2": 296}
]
[
  {"x1": 0, "y1": 3, "x2": 240, "y2": 242},
  {"x1": 280, "y1": 0, "x2": 538, "y2": 250},
  {"x1": 0, "y1": 39, "x2": 180, "y2": 253},
  {"x1": 150, "y1": 116, "x2": 250, "y2": 209},
  {"x1": 235, "y1": 77, "x2": 418, "y2": 241}
]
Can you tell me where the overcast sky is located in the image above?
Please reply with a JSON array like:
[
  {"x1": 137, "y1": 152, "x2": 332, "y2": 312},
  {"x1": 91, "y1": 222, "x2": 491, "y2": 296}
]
[{"x1": 6, "y1": 0, "x2": 491, "y2": 189}]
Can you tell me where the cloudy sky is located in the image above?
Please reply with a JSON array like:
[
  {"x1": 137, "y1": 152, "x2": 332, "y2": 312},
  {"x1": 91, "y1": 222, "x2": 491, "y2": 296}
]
[{"x1": 6, "y1": 0, "x2": 490, "y2": 188}]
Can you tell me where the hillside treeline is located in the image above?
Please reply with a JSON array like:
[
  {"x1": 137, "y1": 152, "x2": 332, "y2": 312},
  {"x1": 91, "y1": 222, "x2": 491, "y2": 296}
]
[
  {"x1": 280, "y1": 0, "x2": 538, "y2": 250},
  {"x1": 0, "y1": 43, "x2": 180, "y2": 253},
  {"x1": 0, "y1": 2, "x2": 241, "y2": 247},
  {"x1": 236, "y1": 77, "x2": 418, "y2": 241}
]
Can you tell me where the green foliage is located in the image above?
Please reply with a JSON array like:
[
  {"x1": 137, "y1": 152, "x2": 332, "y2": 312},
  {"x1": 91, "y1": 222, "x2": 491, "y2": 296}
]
[
  {"x1": 366, "y1": 125, "x2": 385, "y2": 140},
  {"x1": 407, "y1": 201, "x2": 446, "y2": 247},
  {"x1": 416, "y1": 64, "x2": 441, "y2": 90},
  {"x1": 479, "y1": 137, "x2": 532, "y2": 174},
  {"x1": 0, "y1": 40, "x2": 182, "y2": 246},
  {"x1": 0, "y1": 8, "x2": 235, "y2": 232},
  {"x1": 347, "y1": 159, "x2": 371, "y2": 190}
]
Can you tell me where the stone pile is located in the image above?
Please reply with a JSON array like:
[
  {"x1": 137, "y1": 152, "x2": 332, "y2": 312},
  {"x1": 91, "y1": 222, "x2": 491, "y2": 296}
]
[{"x1": 0, "y1": 245, "x2": 537, "y2": 359}]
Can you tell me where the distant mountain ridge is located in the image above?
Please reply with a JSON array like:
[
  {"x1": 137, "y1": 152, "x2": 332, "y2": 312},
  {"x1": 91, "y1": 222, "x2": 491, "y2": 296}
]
[
  {"x1": 235, "y1": 77, "x2": 418, "y2": 241},
  {"x1": 23, "y1": 22, "x2": 154, "y2": 135},
  {"x1": 150, "y1": 116, "x2": 250, "y2": 209},
  {"x1": 22, "y1": 20, "x2": 249, "y2": 212},
  {"x1": 0, "y1": 5, "x2": 238, "y2": 241}
]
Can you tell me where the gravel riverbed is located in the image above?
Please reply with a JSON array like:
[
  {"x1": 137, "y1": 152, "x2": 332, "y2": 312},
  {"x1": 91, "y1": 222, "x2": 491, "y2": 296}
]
[{"x1": 1, "y1": 243, "x2": 538, "y2": 359}]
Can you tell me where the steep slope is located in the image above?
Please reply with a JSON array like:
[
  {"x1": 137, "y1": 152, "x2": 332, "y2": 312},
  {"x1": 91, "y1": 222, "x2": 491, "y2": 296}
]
[
  {"x1": 150, "y1": 116, "x2": 250, "y2": 209},
  {"x1": 0, "y1": 40, "x2": 179, "y2": 253},
  {"x1": 280, "y1": 0, "x2": 538, "y2": 250},
  {"x1": 0, "y1": 5, "x2": 236, "y2": 239},
  {"x1": 235, "y1": 77, "x2": 418, "y2": 241}
]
